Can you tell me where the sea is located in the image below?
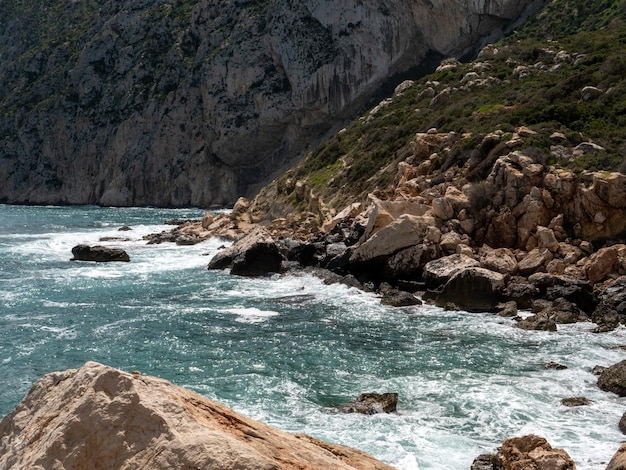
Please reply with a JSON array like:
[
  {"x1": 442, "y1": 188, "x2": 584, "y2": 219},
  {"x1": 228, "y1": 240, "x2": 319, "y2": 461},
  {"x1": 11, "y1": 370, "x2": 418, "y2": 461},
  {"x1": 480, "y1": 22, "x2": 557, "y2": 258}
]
[{"x1": 0, "y1": 204, "x2": 624, "y2": 469}]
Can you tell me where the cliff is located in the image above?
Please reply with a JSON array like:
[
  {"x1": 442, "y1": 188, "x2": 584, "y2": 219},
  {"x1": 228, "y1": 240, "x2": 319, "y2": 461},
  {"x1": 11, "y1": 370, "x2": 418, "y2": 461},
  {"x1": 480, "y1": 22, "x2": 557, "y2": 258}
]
[
  {"x1": 0, "y1": 361, "x2": 394, "y2": 470},
  {"x1": 0, "y1": 0, "x2": 539, "y2": 207}
]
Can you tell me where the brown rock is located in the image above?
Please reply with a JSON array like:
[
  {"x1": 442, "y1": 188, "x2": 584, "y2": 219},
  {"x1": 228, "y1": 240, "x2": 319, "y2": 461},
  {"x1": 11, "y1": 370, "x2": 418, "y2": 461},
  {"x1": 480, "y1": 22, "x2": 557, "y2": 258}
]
[
  {"x1": 584, "y1": 245, "x2": 624, "y2": 283},
  {"x1": 423, "y1": 254, "x2": 480, "y2": 289},
  {"x1": 598, "y1": 360, "x2": 626, "y2": 396},
  {"x1": 480, "y1": 247, "x2": 518, "y2": 275},
  {"x1": 560, "y1": 397, "x2": 590, "y2": 407},
  {"x1": 336, "y1": 393, "x2": 398, "y2": 414},
  {"x1": 500, "y1": 435, "x2": 576, "y2": 470},
  {"x1": 207, "y1": 227, "x2": 282, "y2": 276},
  {"x1": 516, "y1": 314, "x2": 557, "y2": 332},
  {"x1": 518, "y1": 248, "x2": 554, "y2": 275},
  {"x1": 351, "y1": 214, "x2": 435, "y2": 264},
  {"x1": 537, "y1": 226, "x2": 560, "y2": 252},
  {"x1": 0, "y1": 362, "x2": 393, "y2": 470},
  {"x1": 607, "y1": 443, "x2": 626, "y2": 470}
]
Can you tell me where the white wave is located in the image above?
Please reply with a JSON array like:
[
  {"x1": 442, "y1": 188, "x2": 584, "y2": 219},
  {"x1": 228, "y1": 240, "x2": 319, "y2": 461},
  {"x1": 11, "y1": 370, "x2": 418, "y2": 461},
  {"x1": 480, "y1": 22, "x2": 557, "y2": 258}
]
[{"x1": 222, "y1": 307, "x2": 280, "y2": 323}]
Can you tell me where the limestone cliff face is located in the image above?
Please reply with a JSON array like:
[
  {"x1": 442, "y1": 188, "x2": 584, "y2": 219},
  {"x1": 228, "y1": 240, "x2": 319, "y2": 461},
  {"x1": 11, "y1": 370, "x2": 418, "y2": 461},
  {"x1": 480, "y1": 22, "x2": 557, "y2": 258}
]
[
  {"x1": 0, "y1": 362, "x2": 394, "y2": 469},
  {"x1": 0, "y1": 0, "x2": 538, "y2": 207}
]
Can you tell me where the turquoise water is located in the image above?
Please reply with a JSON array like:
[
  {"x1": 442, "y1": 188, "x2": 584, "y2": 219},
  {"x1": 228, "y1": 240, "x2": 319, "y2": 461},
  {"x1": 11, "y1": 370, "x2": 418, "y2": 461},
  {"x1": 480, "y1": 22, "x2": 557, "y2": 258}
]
[{"x1": 1, "y1": 204, "x2": 625, "y2": 469}]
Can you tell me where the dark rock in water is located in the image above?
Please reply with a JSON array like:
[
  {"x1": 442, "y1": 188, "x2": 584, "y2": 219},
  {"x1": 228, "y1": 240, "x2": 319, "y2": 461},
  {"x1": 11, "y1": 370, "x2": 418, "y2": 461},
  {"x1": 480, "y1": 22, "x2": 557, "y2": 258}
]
[
  {"x1": 432, "y1": 267, "x2": 505, "y2": 312},
  {"x1": 504, "y1": 280, "x2": 541, "y2": 309},
  {"x1": 619, "y1": 411, "x2": 626, "y2": 435},
  {"x1": 336, "y1": 393, "x2": 398, "y2": 414},
  {"x1": 528, "y1": 273, "x2": 596, "y2": 313},
  {"x1": 497, "y1": 301, "x2": 518, "y2": 317},
  {"x1": 380, "y1": 289, "x2": 422, "y2": 307},
  {"x1": 591, "y1": 365, "x2": 606, "y2": 376},
  {"x1": 598, "y1": 360, "x2": 626, "y2": 396},
  {"x1": 208, "y1": 228, "x2": 282, "y2": 276},
  {"x1": 118, "y1": 226, "x2": 132, "y2": 231},
  {"x1": 515, "y1": 314, "x2": 557, "y2": 332},
  {"x1": 470, "y1": 453, "x2": 501, "y2": 470},
  {"x1": 591, "y1": 278, "x2": 626, "y2": 332},
  {"x1": 561, "y1": 397, "x2": 590, "y2": 407},
  {"x1": 544, "y1": 361, "x2": 568, "y2": 370},
  {"x1": 71, "y1": 245, "x2": 130, "y2": 263},
  {"x1": 534, "y1": 297, "x2": 589, "y2": 324}
]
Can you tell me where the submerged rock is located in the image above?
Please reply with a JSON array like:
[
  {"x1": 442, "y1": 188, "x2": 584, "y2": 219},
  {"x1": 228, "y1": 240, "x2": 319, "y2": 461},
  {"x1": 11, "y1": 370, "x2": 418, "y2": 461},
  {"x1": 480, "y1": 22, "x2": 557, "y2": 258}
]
[
  {"x1": 336, "y1": 393, "x2": 398, "y2": 414},
  {"x1": 71, "y1": 244, "x2": 130, "y2": 262},
  {"x1": 0, "y1": 362, "x2": 394, "y2": 470}
]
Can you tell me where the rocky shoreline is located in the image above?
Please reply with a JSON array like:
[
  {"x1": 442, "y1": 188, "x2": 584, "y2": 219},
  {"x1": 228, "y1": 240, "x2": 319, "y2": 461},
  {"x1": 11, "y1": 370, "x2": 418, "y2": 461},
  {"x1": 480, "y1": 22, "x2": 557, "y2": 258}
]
[{"x1": 128, "y1": 135, "x2": 626, "y2": 467}]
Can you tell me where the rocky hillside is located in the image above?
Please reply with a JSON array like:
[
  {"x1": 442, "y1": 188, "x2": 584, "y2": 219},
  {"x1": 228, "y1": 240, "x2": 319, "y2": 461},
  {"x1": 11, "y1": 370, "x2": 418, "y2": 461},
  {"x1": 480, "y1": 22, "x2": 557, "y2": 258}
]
[
  {"x1": 248, "y1": 0, "x2": 626, "y2": 226},
  {"x1": 0, "y1": 0, "x2": 538, "y2": 207},
  {"x1": 0, "y1": 361, "x2": 393, "y2": 470}
]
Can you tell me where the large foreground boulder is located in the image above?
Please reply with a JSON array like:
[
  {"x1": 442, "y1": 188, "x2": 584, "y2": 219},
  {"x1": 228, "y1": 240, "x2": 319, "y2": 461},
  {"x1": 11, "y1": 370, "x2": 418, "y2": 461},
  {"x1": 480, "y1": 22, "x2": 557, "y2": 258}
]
[
  {"x1": 0, "y1": 362, "x2": 393, "y2": 470},
  {"x1": 71, "y1": 244, "x2": 130, "y2": 262},
  {"x1": 208, "y1": 227, "x2": 283, "y2": 276}
]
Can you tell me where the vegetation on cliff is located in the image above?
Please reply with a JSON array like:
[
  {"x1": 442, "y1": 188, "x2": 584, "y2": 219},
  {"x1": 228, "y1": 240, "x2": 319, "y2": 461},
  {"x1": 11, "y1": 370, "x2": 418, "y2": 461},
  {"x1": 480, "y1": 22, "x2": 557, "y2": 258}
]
[{"x1": 250, "y1": 0, "x2": 626, "y2": 224}]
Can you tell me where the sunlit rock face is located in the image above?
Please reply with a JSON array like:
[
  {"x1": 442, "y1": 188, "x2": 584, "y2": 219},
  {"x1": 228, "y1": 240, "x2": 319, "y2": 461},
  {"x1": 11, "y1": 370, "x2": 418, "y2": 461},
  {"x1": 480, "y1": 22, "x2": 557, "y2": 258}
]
[{"x1": 0, "y1": 0, "x2": 537, "y2": 207}]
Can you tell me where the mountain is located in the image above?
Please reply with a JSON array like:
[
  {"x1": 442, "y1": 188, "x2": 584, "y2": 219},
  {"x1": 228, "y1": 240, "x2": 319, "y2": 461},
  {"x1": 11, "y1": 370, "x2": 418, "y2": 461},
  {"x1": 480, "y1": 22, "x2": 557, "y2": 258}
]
[{"x1": 0, "y1": 0, "x2": 538, "y2": 207}]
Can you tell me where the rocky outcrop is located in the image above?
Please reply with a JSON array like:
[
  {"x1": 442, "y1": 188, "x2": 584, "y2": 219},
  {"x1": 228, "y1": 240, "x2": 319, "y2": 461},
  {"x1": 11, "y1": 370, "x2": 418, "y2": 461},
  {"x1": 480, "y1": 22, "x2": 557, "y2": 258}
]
[
  {"x1": 0, "y1": 362, "x2": 394, "y2": 470},
  {"x1": 472, "y1": 435, "x2": 576, "y2": 470},
  {"x1": 208, "y1": 227, "x2": 283, "y2": 276},
  {"x1": 70, "y1": 244, "x2": 130, "y2": 262},
  {"x1": 336, "y1": 393, "x2": 398, "y2": 414},
  {"x1": 0, "y1": 0, "x2": 539, "y2": 207}
]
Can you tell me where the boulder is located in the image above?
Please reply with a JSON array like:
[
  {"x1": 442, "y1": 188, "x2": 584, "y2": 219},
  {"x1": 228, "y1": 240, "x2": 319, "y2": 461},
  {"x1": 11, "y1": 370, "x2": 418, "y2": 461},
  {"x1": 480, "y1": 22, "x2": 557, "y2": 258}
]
[
  {"x1": 473, "y1": 435, "x2": 576, "y2": 470},
  {"x1": 433, "y1": 267, "x2": 505, "y2": 312},
  {"x1": 336, "y1": 393, "x2": 398, "y2": 415},
  {"x1": 584, "y1": 245, "x2": 624, "y2": 283},
  {"x1": 500, "y1": 435, "x2": 576, "y2": 470},
  {"x1": 620, "y1": 412, "x2": 626, "y2": 435},
  {"x1": 544, "y1": 361, "x2": 567, "y2": 370},
  {"x1": 350, "y1": 214, "x2": 436, "y2": 265},
  {"x1": 207, "y1": 227, "x2": 282, "y2": 276},
  {"x1": 380, "y1": 286, "x2": 422, "y2": 307},
  {"x1": 384, "y1": 244, "x2": 441, "y2": 280},
  {"x1": 518, "y1": 248, "x2": 553, "y2": 275},
  {"x1": 423, "y1": 254, "x2": 480, "y2": 290},
  {"x1": 536, "y1": 226, "x2": 560, "y2": 252},
  {"x1": 480, "y1": 247, "x2": 518, "y2": 275},
  {"x1": 607, "y1": 443, "x2": 626, "y2": 470},
  {"x1": 527, "y1": 273, "x2": 596, "y2": 313},
  {"x1": 560, "y1": 397, "x2": 590, "y2": 407},
  {"x1": 0, "y1": 362, "x2": 393, "y2": 470},
  {"x1": 71, "y1": 244, "x2": 130, "y2": 262},
  {"x1": 515, "y1": 314, "x2": 557, "y2": 332},
  {"x1": 504, "y1": 280, "x2": 541, "y2": 309},
  {"x1": 598, "y1": 360, "x2": 626, "y2": 396}
]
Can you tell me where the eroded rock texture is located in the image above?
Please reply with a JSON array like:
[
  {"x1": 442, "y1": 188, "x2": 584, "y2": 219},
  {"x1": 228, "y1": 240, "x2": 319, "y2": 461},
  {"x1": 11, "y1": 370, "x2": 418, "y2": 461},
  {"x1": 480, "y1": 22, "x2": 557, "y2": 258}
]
[
  {"x1": 0, "y1": 361, "x2": 394, "y2": 470},
  {"x1": 0, "y1": 0, "x2": 538, "y2": 207}
]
